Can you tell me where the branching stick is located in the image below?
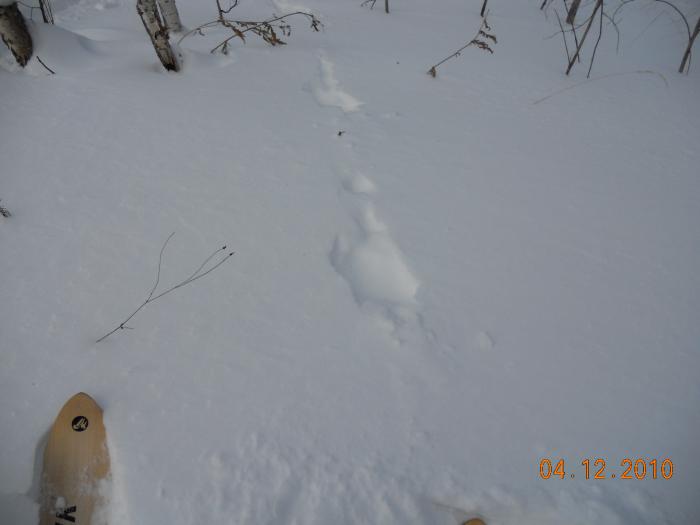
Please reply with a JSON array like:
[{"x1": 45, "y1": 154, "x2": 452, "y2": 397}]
[
  {"x1": 178, "y1": 10, "x2": 321, "y2": 54},
  {"x1": 96, "y1": 233, "x2": 234, "y2": 343},
  {"x1": 566, "y1": 0, "x2": 602, "y2": 75},
  {"x1": 428, "y1": 14, "x2": 496, "y2": 77}
]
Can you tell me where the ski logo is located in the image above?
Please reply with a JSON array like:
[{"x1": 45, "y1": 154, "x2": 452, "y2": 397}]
[
  {"x1": 55, "y1": 505, "x2": 76, "y2": 523},
  {"x1": 71, "y1": 416, "x2": 89, "y2": 432}
]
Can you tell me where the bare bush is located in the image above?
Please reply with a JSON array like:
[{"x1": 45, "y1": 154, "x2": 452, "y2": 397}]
[
  {"x1": 545, "y1": 0, "x2": 695, "y2": 77},
  {"x1": 178, "y1": 0, "x2": 321, "y2": 55},
  {"x1": 427, "y1": 13, "x2": 497, "y2": 78}
]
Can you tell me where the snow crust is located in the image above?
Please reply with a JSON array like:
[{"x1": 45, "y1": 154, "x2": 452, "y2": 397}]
[{"x1": 1, "y1": 0, "x2": 699, "y2": 524}]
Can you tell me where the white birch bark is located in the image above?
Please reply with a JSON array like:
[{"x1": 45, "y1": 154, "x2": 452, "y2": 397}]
[
  {"x1": 136, "y1": 0, "x2": 179, "y2": 72},
  {"x1": 39, "y1": 0, "x2": 54, "y2": 25},
  {"x1": 0, "y1": 3, "x2": 32, "y2": 67},
  {"x1": 156, "y1": 0, "x2": 182, "y2": 33}
]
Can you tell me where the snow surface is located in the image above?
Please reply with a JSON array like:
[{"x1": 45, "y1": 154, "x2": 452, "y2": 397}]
[{"x1": 1, "y1": 0, "x2": 699, "y2": 524}]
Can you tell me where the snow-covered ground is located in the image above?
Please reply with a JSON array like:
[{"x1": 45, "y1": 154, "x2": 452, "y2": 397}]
[{"x1": 1, "y1": 0, "x2": 699, "y2": 523}]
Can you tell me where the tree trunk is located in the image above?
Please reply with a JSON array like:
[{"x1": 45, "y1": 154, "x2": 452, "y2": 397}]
[
  {"x1": 156, "y1": 0, "x2": 182, "y2": 32},
  {"x1": 39, "y1": 0, "x2": 54, "y2": 24},
  {"x1": 679, "y1": 15, "x2": 700, "y2": 73},
  {"x1": 136, "y1": 0, "x2": 179, "y2": 72},
  {"x1": 0, "y1": 3, "x2": 33, "y2": 67},
  {"x1": 566, "y1": 0, "x2": 582, "y2": 25}
]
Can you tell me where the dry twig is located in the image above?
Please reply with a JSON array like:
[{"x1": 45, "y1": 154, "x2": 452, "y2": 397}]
[
  {"x1": 178, "y1": 1, "x2": 321, "y2": 55},
  {"x1": 36, "y1": 55, "x2": 55, "y2": 74},
  {"x1": 587, "y1": 2, "x2": 604, "y2": 77},
  {"x1": 533, "y1": 69, "x2": 668, "y2": 105},
  {"x1": 566, "y1": 0, "x2": 602, "y2": 75},
  {"x1": 679, "y1": 15, "x2": 699, "y2": 73},
  {"x1": 96, "y1": 233, "x2": 234, "y2": 343},
  {"x1": 361, "y1": 0, "x2": 389, "y2": 13},
  {"x1": 428, "y1": 13, "x2": 497, "y2": 77}
]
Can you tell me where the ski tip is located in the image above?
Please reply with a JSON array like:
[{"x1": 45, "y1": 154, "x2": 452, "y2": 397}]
[
  {"x1": 56, "y1": 392, "x2": 104, "y2": 419},
  {"x1": 65, "y1": 391, "x2": 101, "y2": 407}
]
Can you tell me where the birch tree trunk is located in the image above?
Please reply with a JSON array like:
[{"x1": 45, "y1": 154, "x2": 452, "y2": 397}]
[
  {"x1": 0, "y1": 3, "x2": 32, "y2": 67},
  {"x1": 136, "y1": 0, "x2": 179, "y2": 72},
  {"x1": 39, "y1": 0, "x2": 54, "y2": 25},
  {"x1": 156, "y1": 0, "x2": 181, "y2": 32}
]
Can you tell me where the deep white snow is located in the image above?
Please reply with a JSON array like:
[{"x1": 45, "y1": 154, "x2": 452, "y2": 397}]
[{"x1": 1, "y1": 1, "x2": 699, "y2": 524}]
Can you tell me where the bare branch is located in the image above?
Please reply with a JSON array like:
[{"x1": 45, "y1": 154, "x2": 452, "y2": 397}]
[
  {"x1": 550, "y1": 0, "x2": 691, "y2": 75},
  {"x1": 612, "y1": 0, "x2": 690, "y2": 43},
  {"x1": 566, "y1": 0, "x2": 582, "y2": 25},
  {"x1": 533, "y1": 70, "x2": 668, "y2": 105},
  {"x1": 554, "y1": 8, "x2": 572, "y2": 63},
  {"x1": 96, "y1": 234, "x2": 234, "y2": 343},
  {"x1": 216, "y1": 0, "x2": 239, "y2": 16},
  {"x1": 146, "y1": 231, "x2": 175, "y2": 302},
  {"x1": 178, "y1": 10, "x2": 321, "y2": 54},
  {"x1": 587, "y1": 3, "x2": 604, "y2": 77},
  {"x1": 36, "y1": 55, "x2": 55, "y2": 74},
  {"x1": 603, "y1": 12, "x2": 620, "y2": 53},
  {"x1": 427, "y1": 13, "x2": 497, "y2": 77},
  {"x1": 566, "y1": 0, "x2": 602, "y2": 75},
  {"x1": 563, "y1": 0, "x2": 581, "y2": 61},
  {"x1": 213, "y1": 12, "x2": 320, "y2": 53},
  {"x1": 679, "y1": 15, "x2": 700, "y2": 73}
]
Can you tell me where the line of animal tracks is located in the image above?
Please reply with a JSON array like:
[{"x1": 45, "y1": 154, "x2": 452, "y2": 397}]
[{"x1": 305, "y1": 44, "x2": 432, "y2": 346}]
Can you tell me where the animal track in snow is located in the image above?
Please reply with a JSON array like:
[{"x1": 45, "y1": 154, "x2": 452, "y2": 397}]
[
  {"x1": 341, "y1": 173, "x2": 376, "y2": 195},
  {"x1": 475, "y1": 331, "x2": 495, "y2": 351},
  {"x1": 331, "y1": 174, "x2": 420, "y2": 335},
  {"x1": 311, "y1": 54, "x2": 363, "y2": 113}
]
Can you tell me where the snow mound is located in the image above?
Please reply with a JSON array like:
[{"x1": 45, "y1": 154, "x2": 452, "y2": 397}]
[
  {"x1": 312, "y1": 53, "x2": 363, "y2": 113},
  {"x1": 0, "y1": 22, "x2": 135, "y2": 75},
  {"x1": 331, "y1": 179, "x2": 420, "y2": 330}
]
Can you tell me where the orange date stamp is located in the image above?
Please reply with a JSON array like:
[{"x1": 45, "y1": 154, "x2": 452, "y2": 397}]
[{"x1": 539, "y1": 458, "x2": 674, "y2": 480}]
